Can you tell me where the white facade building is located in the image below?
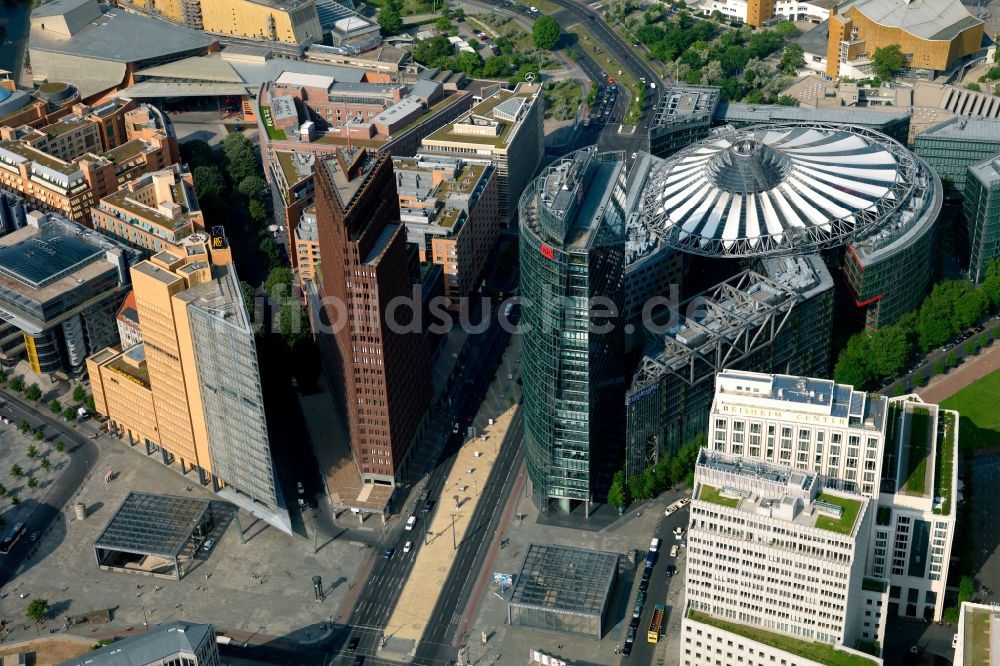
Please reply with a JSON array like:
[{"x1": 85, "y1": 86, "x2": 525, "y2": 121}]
[
  {"x1": 710, "y1": 371, "x2": 888, "y2": 497},
  {"x1": 705, "y1": 371, "x2": 959, "y2": 625},
  {"x1": 682, "y1": 449, "x2": 883, "y2": 666},
  {"x1": 954, "y1": 602, "x2": 1000, "y2": 665},
  {"x1": 697, "y1": 0, "x2": 830, "y2": 24}
]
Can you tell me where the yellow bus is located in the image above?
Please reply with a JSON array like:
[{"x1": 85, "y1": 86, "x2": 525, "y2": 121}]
[{"x1": 648, "y1": 604, "x2": 664, "y2": 643}]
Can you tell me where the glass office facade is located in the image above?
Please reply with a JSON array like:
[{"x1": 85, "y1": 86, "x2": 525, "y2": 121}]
[
  {"x1": 519, "y1": 150, "x2": 625, "y2": 514},
  {"x1": 188, "y1": 270, "x2": 279, "y2": 512},
  {"x1": 964, "y1": 158, "x2": 1000, "y2": 283}
]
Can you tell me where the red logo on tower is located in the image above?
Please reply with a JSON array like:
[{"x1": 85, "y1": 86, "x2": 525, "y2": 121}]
[{"x1": 540, "y1": 244, "x2": 554, "y2": 260}]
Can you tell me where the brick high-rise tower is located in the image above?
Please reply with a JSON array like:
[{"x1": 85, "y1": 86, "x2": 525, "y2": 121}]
[{"x1": 313, "y1": 148, "x2": 430, "y2": 484}]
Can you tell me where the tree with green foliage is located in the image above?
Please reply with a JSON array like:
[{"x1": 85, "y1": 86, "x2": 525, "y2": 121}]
[
  {"x1": 775, "y1": 95, "x2": 799, "y2": 106},
  {"x1": 913, "y1": 372, "x2": 925, "y2": 387},
  {"x1": 871, "y1": 44, "x2": 906, "y2": 81},
  {"x1": 435, "y1": 15, "x2": 451, "y2": 33},
  {"x1": 278, "y1": 300, "x2": 311, "y2": 350},
  {"x1": 40, "y1": 457, "x2": 50, "y2": 472},
  {"x1": 607, "y1": 470, "x2": 626, "y2": 507},
  {"x1": 24, "y1": 384, "x2": 41, "y2": 402},
  {"x1": 264, "y1": 266, "x2": 294, "y2": 299},
  {"x1": 26, "y1": 445, "x2": 37, "y2": 459},
  {"x1": 221, "y1": 133, "x2": 258, "y2": 183},
  {"x1": 959, "y1": 576, "x2": 975, "y2": 604},
  {"x1": 9, "y1": 494, "x2": 19, "y2": 506},
  {"x1": 18, "y1": 420, "x2": 29, "y2": 434},
  {"x1": 27, "y1": 476, "x2": 37, "y2": 490},
  {"x1": 248, "y1": 199, "x2": 268, "y2": 226},
  {"x1": 72, "y1": 384, "x2": 87, "y2": 403},
  {"x1": 378, "y1": 7, "x2": 404, "y2": 35},
  {"x1": 241, "y1": 281, "x2": 258, "y2": 325},
  {"x1": 54, "y1": 440, "x2": 64, "y2": 453},
  {"x1": 238, "y1": 175, "x2": 267, "y2": 202},
  {"x1": 0, "y1": 483, "x2": 5, "y2": 497},
  {"x1": 10, "y1": 464, "x2": 22, "y2": 478},
  {"x1": 946, "y1": 352, "x2": 957, "y2": 368},
  {"x1": 532, "y1": 15, "x2": 561, "y2": 50},
  {"x1": 980, "y1": 332, "x2": 990, "y2": 348},
  {"x1": 33, "y1": 430, "x2": 42, "y2": 441},
  {"x1": 179, "y1": 140, "x2": 215, "y2": 170},
  {"x1": 774, "y1": 21, "x2": 797, "y2": 38},
  {"x1": 779, "y1": 43, "x2": 805, "y2": 74},
  {"x1": 48, "y1": 400, "x2": 61, "y2": 414},
  {"x1": 893, "y1": 383, "x2": 905, "y2": 396},
  {"x1": 933, "y1": 360, "x2": 945, "y2": 375},
  {"x1": 62, "y1": 407, "x2": 77, "y2": 422},
  {"x1": 966, "y1": 340, "x2": 977, "y2": 355},
  {"x1": 258, "y1": 237, "x2": 283, "y2": 272},
  {"x1": 86, "y1": 395, "x2": 96, "y2": 413},
  {"x1": 966, "y1": 83, "x2": 982, "y2": 92},
  {"x1": 193, "y1": 165, "x2": 225, "y2": 200},
  {"x1": 9, "y1": 377, "x2": 23, "y2": 393},
  {"x1": 26, "y1": 598, "x2": 49, "y2": 625}
]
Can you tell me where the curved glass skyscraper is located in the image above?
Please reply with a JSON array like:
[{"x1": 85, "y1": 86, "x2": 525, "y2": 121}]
[{"x1": 519, "y1": 147, "x2": 625, "y2": 516}]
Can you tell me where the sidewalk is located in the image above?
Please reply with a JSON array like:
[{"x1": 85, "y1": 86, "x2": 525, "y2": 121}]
[
  {"x1": 918, "y1": 338, "x2": 1000, "y2": 404},
  {"x1": 380, "y1": 336, "x2": 522, "y2": 651}
]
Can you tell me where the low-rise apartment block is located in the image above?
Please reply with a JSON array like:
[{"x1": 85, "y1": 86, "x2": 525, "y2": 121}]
[
  {"x1": 92, "y1": 165, "x2": 205, "y2": 255},
  {"x1": 419, "y1": 82, "x2": 543, "y2": 225},
  {"x1": 0, "y1": 104, "x2": 178, "y2": 225},
  {"x1": 394, "y1": 155, "x2": 500, "y2": 309}
]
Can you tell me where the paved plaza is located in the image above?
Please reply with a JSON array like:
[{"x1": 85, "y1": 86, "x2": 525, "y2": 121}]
[
  {"x1": 0, "y1": 413, "x2": 71, "y2": 533},
  {"x1": 461, "y1": 487, "x2": 690, "y2": 666},
  {"x1": 0, "y1": 429, "x2": 364, "y2": 646}
]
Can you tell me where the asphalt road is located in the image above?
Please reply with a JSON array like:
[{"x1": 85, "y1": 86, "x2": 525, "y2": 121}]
[
  {"x1": 0, "y1": 391, "x2": 100, "y2": 587},
  {"x1": 331, "y1": 306, "x2": 516, "y2": 664},
  {"x1": 412, "y1": 414, "x2": 523, "y2": 666},
  {"x1": 625, "y1": 501, "x2": 690, "y2": 666}
]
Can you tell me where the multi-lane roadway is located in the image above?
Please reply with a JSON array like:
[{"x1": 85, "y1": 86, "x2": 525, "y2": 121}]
[{"x1": 331, "y1": 306, "x2": 517, "y2": 664}]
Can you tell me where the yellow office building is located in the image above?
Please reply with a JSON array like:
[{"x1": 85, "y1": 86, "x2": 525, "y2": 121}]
[
  {"x1": 127, "y1": 0, "x2": 323, "y2": 44},
  {"x1": 88, "y1": 232, "x2": 291, "y2": 534},
  {"x1": 827, "y1": 0, "x2": 984, "y2": 79}
]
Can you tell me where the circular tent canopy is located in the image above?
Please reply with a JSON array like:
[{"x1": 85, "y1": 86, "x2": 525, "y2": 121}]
[{"x1": 643, "y1": 124, "x2": 918, "y2": 257}]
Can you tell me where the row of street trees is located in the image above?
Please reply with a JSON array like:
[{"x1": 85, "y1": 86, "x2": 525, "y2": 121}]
[
  {"x1": 835, "y1": 260, "x2": 1000, "y2": 389},
  {"x1": 607, "y1": 434, "x2": 704, "y2": 507}
]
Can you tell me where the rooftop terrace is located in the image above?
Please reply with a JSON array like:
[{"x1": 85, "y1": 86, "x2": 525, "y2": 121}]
[
  {"x1": 423, "y1": 87, "x2": 535, "y2": 149},
  {"x1": 695, "y1": 452, "x2": 865, "y2": 537}
]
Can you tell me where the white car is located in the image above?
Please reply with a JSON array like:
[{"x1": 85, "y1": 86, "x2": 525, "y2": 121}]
[
  {"x1": 405, "y1": 516, "x2": 417, "y2": 531},
  {"x1": 649, "y1": 538, "x2": 661, "y2": 553},
  {"x1": 403, "y1": 541, "x2": 413, "y2": 553},
  {"x1": 202, "y1": 538, "x2": 215, "y2": 552},
  {"x1": 669, "y1": 544, "x2": 679, "y2": 557},
  {"x1": 673, "y1": 526, "x2": 686, "y2": 539},
  {"x1": 952, "y1": 633, "x2": 959, "y2": 649}
]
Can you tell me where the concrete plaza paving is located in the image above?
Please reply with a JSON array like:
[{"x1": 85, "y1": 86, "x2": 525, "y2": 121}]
[
  {"x1": 461, "y1": 489, "x2": 691, "y2": 666},
  {"x1": 382, "y1": 336, "x2": 523, "y2": 647},
  {"x1": 0, "y1": 429, "x2": 364, "y2": 646}
]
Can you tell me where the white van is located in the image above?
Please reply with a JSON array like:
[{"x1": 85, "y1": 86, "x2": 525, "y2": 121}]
[
  {"x1": 405, "y1": 515, "x2": 417, "y2": 531},
  {"x1": 649, "y1": 538, "x2": 661, "y2": 553}
]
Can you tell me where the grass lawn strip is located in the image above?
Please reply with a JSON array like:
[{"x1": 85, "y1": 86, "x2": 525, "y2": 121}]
[
  {"x1": 902, "y1": 407, "x2": 931, "y2": 495},
  {"x1": 814, "y1": 493, "x2": 862, "y2": 536},
  {"x1": 698, "y1": 484, "x2": 740, "y2": 508},
  {"x1": 688, "y1": 611, "x2": 878, "y2": 666},
  {"x1": 941, "y1": 367, "x2": 1000, "y2": 451}
]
